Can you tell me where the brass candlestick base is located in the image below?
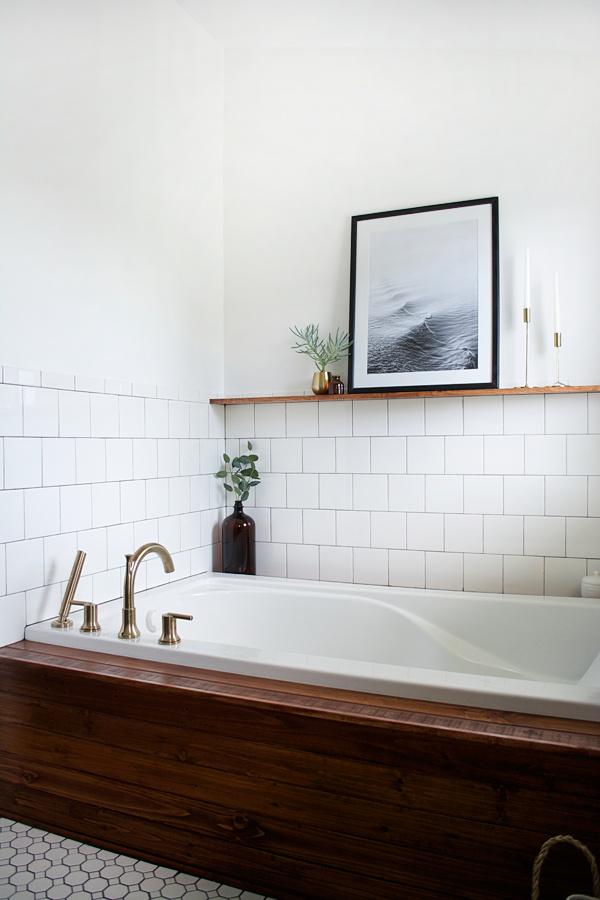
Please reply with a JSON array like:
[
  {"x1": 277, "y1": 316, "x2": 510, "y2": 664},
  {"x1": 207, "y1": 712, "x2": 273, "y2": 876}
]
[
  {"x1": 522, "y1": 307, "x2": 531, "y2": 387},
  {"x1": 553, "y1": 331, "x2": 566, "y2": 386}
]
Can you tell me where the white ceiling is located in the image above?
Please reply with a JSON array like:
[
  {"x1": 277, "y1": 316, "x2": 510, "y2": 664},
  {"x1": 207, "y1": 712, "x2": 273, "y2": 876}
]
[{"x1": 177, "y1": 0, "x2": 600, "y2": 49}]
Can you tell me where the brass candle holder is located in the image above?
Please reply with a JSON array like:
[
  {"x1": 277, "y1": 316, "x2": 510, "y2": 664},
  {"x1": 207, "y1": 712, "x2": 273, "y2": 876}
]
[
  {"x1": 522, "y1": 307, "x2": 531, "y2": 387},
  {"x1": 553, "y1": 330, "x2": 566, "y2": 386}
]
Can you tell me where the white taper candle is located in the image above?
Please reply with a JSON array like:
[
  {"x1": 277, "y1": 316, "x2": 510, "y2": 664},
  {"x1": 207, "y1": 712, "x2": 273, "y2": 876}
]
[{"x1": 554, "y1": 272, "x2": 561, "y2": 332}]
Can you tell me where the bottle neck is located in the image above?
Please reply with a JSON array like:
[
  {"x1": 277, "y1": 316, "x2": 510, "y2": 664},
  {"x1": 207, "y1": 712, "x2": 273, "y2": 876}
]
[{"x1": 233, "y1": 499, "x2": 244, "y2": 511}]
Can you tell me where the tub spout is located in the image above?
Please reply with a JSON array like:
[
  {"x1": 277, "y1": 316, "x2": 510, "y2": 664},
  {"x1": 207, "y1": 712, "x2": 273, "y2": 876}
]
[{"x1": 119, "y1": 543, "x2": 175, "y2": 640}]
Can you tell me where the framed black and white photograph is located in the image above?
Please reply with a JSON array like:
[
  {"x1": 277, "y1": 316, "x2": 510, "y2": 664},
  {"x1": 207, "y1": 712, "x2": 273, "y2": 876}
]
[{"x1": 348, "y1": 197, "x2": 498, "y2": 393}]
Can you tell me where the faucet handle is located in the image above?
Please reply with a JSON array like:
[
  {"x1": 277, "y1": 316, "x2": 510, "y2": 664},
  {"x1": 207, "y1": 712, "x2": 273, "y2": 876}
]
[
  {"x1": 159, "y1": 612, "x2": 193, "y2": 646},
  {"x1": 70, "y1": 600, "x2": 101, "y2": 634}
]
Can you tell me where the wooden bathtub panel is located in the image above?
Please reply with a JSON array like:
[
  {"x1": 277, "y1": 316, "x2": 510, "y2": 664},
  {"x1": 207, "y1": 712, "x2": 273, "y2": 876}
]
[{"x1": 0, "y1": 642, "x2": 598, "y2": 900}]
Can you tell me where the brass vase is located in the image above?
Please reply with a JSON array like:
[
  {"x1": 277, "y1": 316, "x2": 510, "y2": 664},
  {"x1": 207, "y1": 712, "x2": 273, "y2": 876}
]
[{"x1": 312, "y1": 371, "x2": 331, "y2": 395}]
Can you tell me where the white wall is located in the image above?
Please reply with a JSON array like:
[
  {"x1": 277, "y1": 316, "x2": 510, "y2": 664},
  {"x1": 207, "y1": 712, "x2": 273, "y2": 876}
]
[
  {"x1": 223, "y1": 40, "x2": 600, "y2": 393},
  {"x1": 0, "y1": 0, "x2": 224, "y2": 395}
]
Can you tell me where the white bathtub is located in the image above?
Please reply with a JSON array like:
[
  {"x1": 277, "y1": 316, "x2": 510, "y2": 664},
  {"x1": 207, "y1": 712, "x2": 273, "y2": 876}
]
[{"x1": 25, "y1": 574, "x2": 600, "y2": 721}]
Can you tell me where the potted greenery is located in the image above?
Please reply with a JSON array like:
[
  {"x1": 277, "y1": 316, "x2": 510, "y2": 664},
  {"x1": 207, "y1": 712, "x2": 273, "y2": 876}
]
[
  {"x1": 290, "y1": 323, "x2": 352, "y2": 394},
  {"x1": 215, "y1": 443, "x2": 260, "y2": 575}
]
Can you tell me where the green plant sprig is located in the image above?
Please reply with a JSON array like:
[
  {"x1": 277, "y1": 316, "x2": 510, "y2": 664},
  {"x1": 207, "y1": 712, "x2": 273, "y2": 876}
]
[
  {"x1": 215, "y1": 441, "x2": 260, "y2": 502},
  {"x1": 290, "y1": 323, "x2": 352, "y2": 372}
]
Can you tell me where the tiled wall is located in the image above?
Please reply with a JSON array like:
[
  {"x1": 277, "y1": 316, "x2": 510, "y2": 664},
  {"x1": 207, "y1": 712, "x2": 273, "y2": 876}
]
[
  {"x1": 225, "y1": 393, "x2": 600, "y2": 597},
  {"x1": 0, "y1": 366, "x2": 225, "y2": 646}
]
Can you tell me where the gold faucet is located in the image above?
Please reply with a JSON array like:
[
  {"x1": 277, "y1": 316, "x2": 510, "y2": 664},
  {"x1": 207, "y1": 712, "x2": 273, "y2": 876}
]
[{"x1": 118, "y1": 543, "x2": 175, "y2": 640}]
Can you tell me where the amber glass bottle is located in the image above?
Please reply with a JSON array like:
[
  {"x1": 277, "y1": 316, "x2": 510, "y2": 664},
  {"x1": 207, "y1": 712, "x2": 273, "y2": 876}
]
[{"x1": 222, "y1": 501, "x2": 256, "y2": 575}]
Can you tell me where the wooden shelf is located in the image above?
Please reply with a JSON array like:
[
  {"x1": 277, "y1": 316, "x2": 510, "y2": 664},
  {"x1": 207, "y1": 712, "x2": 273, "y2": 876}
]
[{"x1": 210, "y1": 385, "x2": 600, "y2": 405}]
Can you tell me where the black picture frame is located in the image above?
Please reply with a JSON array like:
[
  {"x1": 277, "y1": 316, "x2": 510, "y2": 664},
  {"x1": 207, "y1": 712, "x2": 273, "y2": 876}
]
[{"x1": 348, "y1": 197, "x2": 499, "y2": 394}]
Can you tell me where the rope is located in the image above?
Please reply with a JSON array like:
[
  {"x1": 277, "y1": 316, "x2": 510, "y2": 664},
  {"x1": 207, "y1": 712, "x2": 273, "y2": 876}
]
[{"x1": 531, "y1": 835, "x2": 600, "y2": 900}]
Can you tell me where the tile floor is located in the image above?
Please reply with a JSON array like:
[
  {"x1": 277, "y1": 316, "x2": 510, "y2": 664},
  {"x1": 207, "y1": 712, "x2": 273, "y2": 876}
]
[{"x1": 0, "y1": 818, "x2": 277, "y2": 900}]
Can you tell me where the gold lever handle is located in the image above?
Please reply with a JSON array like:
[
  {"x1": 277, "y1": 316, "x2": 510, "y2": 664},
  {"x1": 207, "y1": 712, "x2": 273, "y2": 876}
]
[
  {"x1": 158, "y1": 612, "x2": 193, "y2": 646},
  {"x1": 70, "y1": 600, "x2": 101, "y2": 634}
]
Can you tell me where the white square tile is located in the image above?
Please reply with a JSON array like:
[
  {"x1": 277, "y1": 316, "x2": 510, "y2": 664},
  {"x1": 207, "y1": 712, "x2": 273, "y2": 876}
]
[
  {"x1": 133, "y1": 382, "x2": 157, "y2": 398},
  {"x1": 406, "y1": 436, "x2": 444, "y2": 474},
  {"x1": 91, "y1": 482, "x2": 120, "y2": 527},
  {"x1": 0, "y1": 439, "x2": 3, "y2": 490},
  {"x1": 201, "y1": 438, "x2": 227, "y2": 475},
  {"x1": 59, "y1": 484, "x2": 92, "y2": 533},
  {"x1": 157, "y1": 515, "x2": 180, "y2": 551},
  {"x1": 444, "y1": 514, "x2": 482, "y2": 553},
  {"x1": 546, "y1": 476, "x2": 588, "y2": 516},
  {"x1": 504, "y1": 476, "x2": 544, "y2": 515},
  {"x1": 353, "y1": 474, "x2": 388, "y2": 511},
  {"x1": 179, "y1": 439, "x2": 200, "y2": 476},
  {"x1": 225, "y1": 404, "x2": 255, "y2": 438},
  {"x1": 24, "y1": 487, "x2": 60, "y2": 539},
  {"x1": 463, "y1": 396, "x2": 503, "y2": 435},
  {"x1": 6, "y1": 539, "x2": 44, "y2": 593},
  {"x1": 0, "y1": 490, "x2": 24, "y2": 542},
  {"x1": 303, "y1": 508, "x2": 335, "y2": 544},
  {"x1": 76, "y1": 438, "x2": 106, "y2": 483},
  {"x1": 42, "y1": 371, "x2": 75, "y2": 391},
  {"x1": 464, "y1": 475, "x2": 503, "y2": 514},
  {"x1": 303, "y1": 437, "x2": 335, "y2": 473},
  {"x1": 119, "y1": 481, "x2": 146, "y2": 522},
  {"x1": 337, "y1": 510, "x2": 370, "y2": 547},
  {"x1": 42, "y1": 438, "x2": 76, "y2": 486},
  {"x1": 190, "y1": 545, "x2": 212, "y2": 575},
  {"x1": 371, "y1": 511, "x2": 406, "y2": 549},
  {"x1": 286, "y1": 403, "x2": 318, "y2": 437},
  {"x1": 484, "y1": 515, "x2": 523, "y2": 555},
  {"x1": 254, "y1": 473, "x2": 286, "y2": 507},
  {"x1": 157, "y1": 439, "x2": 180, "y2": 478},
  {"x1": 3, "y1": 366, "x2": 39, "y2": 386},
  {"x1": 180, "y1": 512, "x2": 202, "y2": 551},
  {"x1": 106, "y1": 439, "x2": 133, "y2": 482},
  {"x1": 76, "y1": 374, "x2": 104, "y2": 393},
  {"x1": 190, "y1": 403, "x2": 209, "y2": 439},
  {"x1": 145, "y1": 398, "x2": 169, "y2": 438},
  {"x1": 525, "y1": 435, "x2": 566, "y2": 475},
  {"x1": 524, "y1": 516, "x2": 565, "y2": 557},
  {"x1": 168, "y1": 400, "x2": 190, "y2": 439},
  {"x1": 208, "y1": 404, "x2": 225, "y2": 439},
  {"x1": 567, "y1": 435, "x2": 600, "y2": 475},
  {"x1": 0, "y1": 591, "x2": 26, "y2": 643},
  {"x1": 318, "y1": 401, "x2": 352, "y2": 437},
  {"x1": 25, "y1": 581, "x2": 62, "y2": 625},
  {"x1": 119, "y1": 396, "x2": 145, "y2": 438},
  {"x1": 566, "y1": 517, "x2": 600, "y2": 558},
  {"x1": 59, "y1": 390, "x2": 90, "y2": 437},
  {"x1": 589, "y1": 477, "x2": 600, "y2": 517},
  {"x1": 77, "y1": 528, "x2": 108, "y2": 576},
  {"x1": 0, "y1": 384, "x2": 23, "y2": 435},
  {"x1": 156, "y1": 383, "x2": 179, "y2": 401},
  {"x1": 105, "y1": 378, "x2": 132, "y2": 395},
  {"x1": 545, "y1": 556, "x2": 587, "y2": 597},
  {"x1": 44, "y1": 532, "x2": 77, "y2": 584},
  {"x1": 503, "y1": 555, "x2": 544, "y2": 595},
  {"x1": 133, "y1": 439, "x2": 158, "y2": 479},
  {"x1": 134, "y1": 518, "x2": 159, "y2": 547},
  {"x1": 588, "y1": 394, "x2": 600, "y2": 434},
  {"x1": 191, "y1": 474, "x2": 211, "y2": 512},
  {"x1": 93, "y1": 567, "x2": 122, "y2": 603},
  {"x1": 271, "y1": 438, "x2": 303, "y2": 473},
  {"x1": 4, "y1": 438, "x2": 42, "y2": 488},
  {"x1": 255, "y1": 403, "x2": 286, "y2": 438},
  {"x1": 146, "y1": 478, "x2": 170, "y2": 518},
  {"x1": 545, "y1": 393, "x2": 587, "y2": 434},
  {"x1": 406, "y1": 512, "x2": 444, "y2": 551},
  {"x1": 256, "y1": 541, "x2": 286, "y2": 577},
  {"x1": 425, "y1": 398, "x2": 463, "y2": 435},
  {"x1": 389, "y1": 549, "x2": 425, "y2": 588},
  {"x1": 336, "y1": 437, "x2": 370, "y2": 473},
  {"x1": 445, "y1": 436, "x2": 483, "y2": 475},
  {"x1": 425, "y1": 475, "x2": 463, "y2": 513},
  {"x1": 426, "y1": 552, "x2": 463, "y2": 590},
  {"x1": 353, "y1": 400, "x2": 387, "y2": 436},
  {"x1": 23, "y1": 387, "x2": 58, "y2": 436},
  {"x1": 370, "y1": 437, "x2": 406, "y2": 474},
  {"x1": 388, "y1": 474, "x2": 425, "y2": 512},
  {"x1": 503, "y1": 395, "x2": 544, "y2": 434},
  {"x1": 354, "y1": 547, "x2": 388, "y2": 585},
  {"x1": 242, "y1": 506, "x2": 270, "y2": 542},
  {"x1": 319, "y1": 474, "x2": 352, "y2": 510},
  {"x1": 90, "y1": 393, "x2": 119, "y2": 438},
  {"x1": 169, "y1": 476, "x2": 191, "y2": 515},
  {"x1": 319, "y1": 545, "x2": 352, "y2": 583},
  {"x1": 287, "y1": 473, "x2": 319, "y2": 508},
  {"x1": 106, "y1": 522, "x2": 135, "y2": 568},
  {"x1": 388, "y1": 399, "x2": 424, "y2": 436},
  {"x1": 287, "y1": 544, "x2": 319, "y2": 580},
  {"x1": 271, "y1": 508, "x2": 303, "y2": 543},
  {"x1": 484, "y1": 435, "x2": 524, "y2": 475},
  {"x1": 463, "y1": 553, "x2": 503, "y2": 593}
]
